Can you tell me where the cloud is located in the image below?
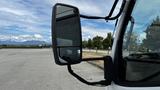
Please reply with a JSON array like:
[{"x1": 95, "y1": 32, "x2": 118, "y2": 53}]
[
  {"x1": 0, "y1": 7, "x2": 27, "y2": 16},
  {"x1": 139, "y1": 33, "x2": 146, "y2": 42},
  {"x1": 82, "y1": 26, "x2": 112, "y2": 40},
  {"x1": 0, "y1": 34, "x2": 44, "y2": 42},
  {"x1": 0, "y1": 0, "x2": 51, "y2": 41},
  {"x1": 34, "y1": 34, "x2": 43, "y2": 39},
  {"x1": 49, "y1": 0, "x2": 121, "y2": 16},
  {"x1": 133, "y1": 0, "x2": 160, "y2": 26},
  {"x1": 0, "y1": 0, "x2": 122, "y2": 42}
]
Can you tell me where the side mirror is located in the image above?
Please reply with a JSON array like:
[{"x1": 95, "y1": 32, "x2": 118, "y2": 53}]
[{"x1": 52, "y1": 3, "x2": 82, "y2": 65}]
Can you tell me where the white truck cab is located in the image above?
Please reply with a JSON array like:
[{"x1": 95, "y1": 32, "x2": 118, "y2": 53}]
[{"x1": 51, "y1": 0, "x2": 160, "y2": 90}]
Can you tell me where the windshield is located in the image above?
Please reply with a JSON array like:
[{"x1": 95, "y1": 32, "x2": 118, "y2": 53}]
[{"x1": 123, "y1": 0, "x2": 160, "y2": 81}]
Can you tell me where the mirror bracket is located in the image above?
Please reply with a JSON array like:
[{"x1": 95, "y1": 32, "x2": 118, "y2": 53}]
[
  {"x1": 67, "y1": 56, "x2": 113, "y2": 86},
  {"x1": 79, "y1": 0, "x2": 126, "y2": 20}
]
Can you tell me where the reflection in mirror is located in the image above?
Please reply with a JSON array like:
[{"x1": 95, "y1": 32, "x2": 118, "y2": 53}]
[{"x1": 52, "y1": 4, "x2": 82, "y2": 65}]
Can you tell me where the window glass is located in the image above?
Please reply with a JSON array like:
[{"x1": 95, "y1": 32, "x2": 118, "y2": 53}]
[{"x1": 123, "y1": 0, "x2": 160, "y2": 81}]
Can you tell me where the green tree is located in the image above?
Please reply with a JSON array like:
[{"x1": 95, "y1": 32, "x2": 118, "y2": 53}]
[
  {"x1": 102, "y1": 33, "x2": 112, "y2": 49},
  {"x1": 128, "y1": 32, "x2": 138, "y2": 51},
  {"x1": 82, "y1": 40, "x2": 88, "y2": 48},
  {"x1": 87, "y1": 38, "x2": 93, "y2": 49},
  {"x1": 92, "y1": 36, "x2": 103, "y2": 49},
  {"x1": 123, "y1": 30, "x2": 138, "y2": 51},
  {"x1": 142, "y1": 16, "x2": 160, "y2": 51}
]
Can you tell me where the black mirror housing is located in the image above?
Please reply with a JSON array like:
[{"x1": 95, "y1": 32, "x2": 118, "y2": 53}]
[{"x1": 52, "y1": 3, "x2": 82, "y2": 65}]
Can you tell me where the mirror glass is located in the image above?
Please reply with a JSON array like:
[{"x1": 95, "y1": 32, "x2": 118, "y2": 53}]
[{"x1": 52, "y1": 4, "x2": 82, "y2": 65}]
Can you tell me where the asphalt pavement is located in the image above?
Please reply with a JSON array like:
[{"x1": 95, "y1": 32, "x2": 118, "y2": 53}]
[{"x1": 0, "y1": 49, "x2": 105, "y2": 90}]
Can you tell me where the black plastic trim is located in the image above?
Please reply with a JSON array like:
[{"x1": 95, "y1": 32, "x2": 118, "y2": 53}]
[{"x1": 113, "y1": 0, "x2": 160, "y2": 87}]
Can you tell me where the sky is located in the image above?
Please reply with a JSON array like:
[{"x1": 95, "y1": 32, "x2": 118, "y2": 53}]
[
  {"x1": 0, "y1": 0, "x2": 122, "y2": 43},
  {"x1": 129, "y1": 0, "x2": 160, "y2": 42}
]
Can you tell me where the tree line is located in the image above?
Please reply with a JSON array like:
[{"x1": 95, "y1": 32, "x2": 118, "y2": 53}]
[
  {"x1": 123, "y1": 16, "x2": 160, "y2": 52},
  {"x1": 0, "y1": 44, "x2": 51, "y2": 49},
  {"x1": 82, "y1": 32, "x2": 113, "y2": 50}
]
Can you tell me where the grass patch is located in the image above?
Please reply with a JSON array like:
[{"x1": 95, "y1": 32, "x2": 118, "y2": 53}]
[{"x1": 82, "y1": 51, "x2": 107, "y2": 58}]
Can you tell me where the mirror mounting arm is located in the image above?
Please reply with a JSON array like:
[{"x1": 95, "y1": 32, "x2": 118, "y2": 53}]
[
  {"x1": 105, "y1": 0, "x2": 126, "y2": 20},
  {"x1": 67, "y1": 56, "x2": 113, "y2": 86},
  {"x1": 80, "y1": 0, "x2": 126, "y2": 21},
  {"x1": 80, "y1": 14, "x2": 105, "y2": 19},
  {"x1": 82, "y1": 57, "x2": 104, "y2": 61},
  {"x1": 106, "y1": 0, "x2": 119, "y2": 18}
]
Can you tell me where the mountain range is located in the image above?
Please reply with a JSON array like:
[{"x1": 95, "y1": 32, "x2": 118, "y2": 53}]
[{"x1": 0, "y1": 40, "x2": 50, "y2": 46}]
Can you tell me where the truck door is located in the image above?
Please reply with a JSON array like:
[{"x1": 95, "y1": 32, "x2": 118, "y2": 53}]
[{"x1": 109, "y1": 0, "x2": 160, "y2": 90}]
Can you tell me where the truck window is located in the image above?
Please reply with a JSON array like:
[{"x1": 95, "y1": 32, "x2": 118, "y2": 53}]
[{"x1": 122, "y1": 0, "x2": 160, "y2": 82}]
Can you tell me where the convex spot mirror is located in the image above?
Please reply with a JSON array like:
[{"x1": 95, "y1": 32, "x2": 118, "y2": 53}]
[{"x1": 52, "y1": 3, "x2": 82, "y2": 65}]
